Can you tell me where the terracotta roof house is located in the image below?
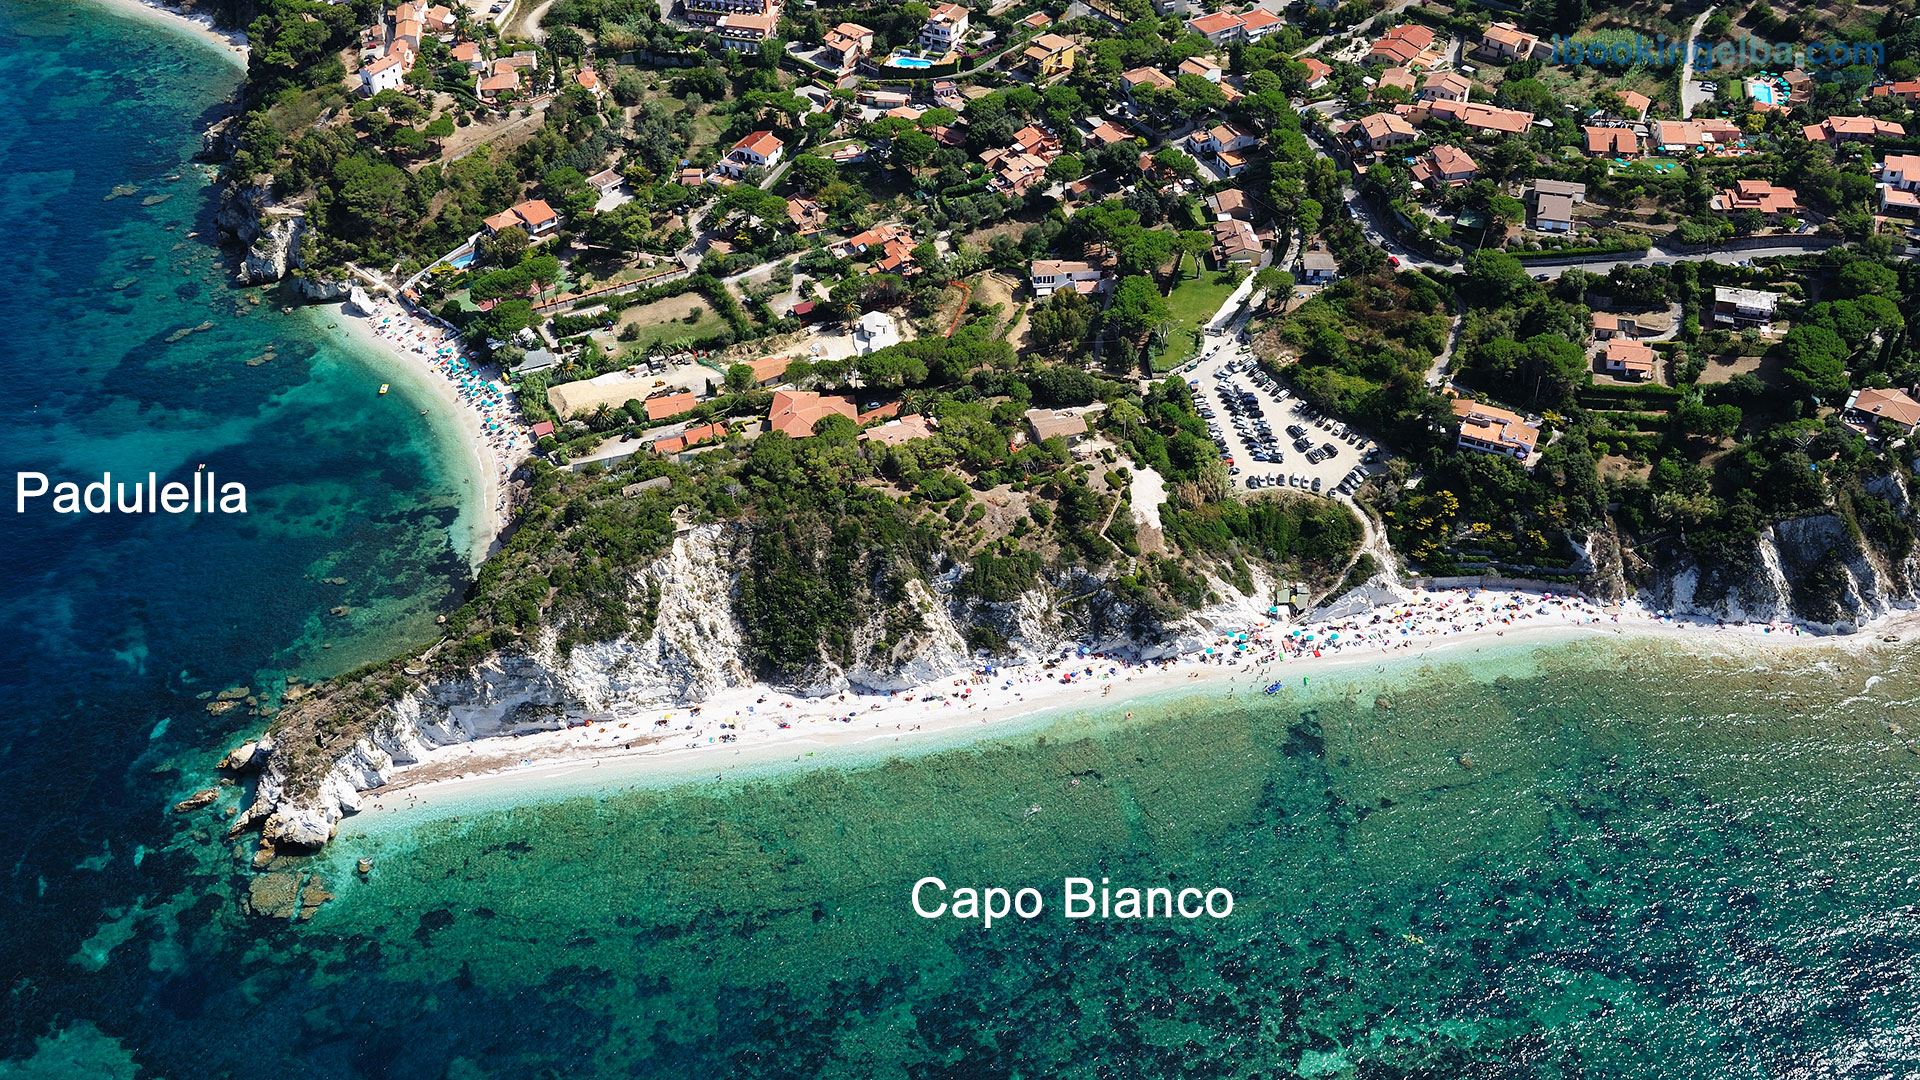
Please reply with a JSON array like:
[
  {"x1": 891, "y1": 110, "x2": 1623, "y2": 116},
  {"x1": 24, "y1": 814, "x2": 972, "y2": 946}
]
[
  {"x1": 715, "y1": 11, "x2": 778, "y2": 49},
  {"x1": 1030, "y1": 259, "x2": 1108, "y2": 296},
  {"x1": 1238, "y1": 8, "x2": 1284, "y2": 41},
  {"x1": 1207, "y1": 188, "x2": 1249, "y2": 219},
  {"x1": 1022, "y1": 32, "x2": 1079, "y2": 79},
  {"x1": 1212, "y1": 217, "x2": 1263, "y2": 264},
  {"x1": 476, "y1": 68, "x2": 520, "y2": 99},
  {"x1": 1378, "y1": 67, "x2": 1416, "y2": 95},
  {"x1": 1411, "y1": 144, "x2": 1477, "y2": 188},
  {"x1": 860, "y1": 414, "x2": 935, "y2": 445},
  {"x1": 1601, "y1": 339, "x2": 1657, "y2": 380},
  {"x1": 1367, "y1": 36, "x2": 1426, "y2": 67},
  {"x1": 1368, "y1": 23, "x2": 1436, "y2": 66},
  {"x1": 1652, "y1": 118, "x2": 1743, "y2": 152},
  {"x1": 834, "y1": 222, "x2": 905, "y2": 257},
  {"x1": 1425, "y1": 99, "x2": 1533, "y2": 135},
  {"x1": 719, "y1": 130, "x2": 785, "y2": 178},
  {"x1": 1802, "y1": 116, "x2": 1907, "y2": 144},
  {"x1": 1453, "y1": 397, "x2": 1538, "y2": 459},
  {"x1": 822, "y1": 22, "x2": 874, "y2": 71},
  {"x1": 1584, "y1": 125, "x2": 1642, "y2": 157},
  {"x1": 743, "y1": 356, "x2": 793, "y2": 386},
  {"x1": 1872, "y1": 78, "x2": 1920, "y2": 103},
  {"x1": 1187, "y1": 11, "x2": 1246, "y2": 46},
  {"x1": 1298, "y1": 57, "x2": 1332, "y2": 89},
  {"x1": 483, "y1": 198, "x2": 559, "y2": 236},
  {"x1": 654, "y1": 422, "x2": 728, "y2": 455},
  {"x1": 1479, "y1": 21, "x2": 1537, "y2": 60},
  {"x1": 1180, "y1": 56, "x2": 1224, "y2": 82},
  {"x1": 1714, "y1": 179, "x2": 1800, "y2": 216},
  {"x1": 1122, "y1": 66, "x2": 1176, "y2": 95},
  {"x1": 1875, "y1": 181, "x2": 1914, "y2": 214},
  {"x1": 361, "y1": 50, "x2": 410, "y2": 95},
  {"x1": 1879, "y1": 152, "x2": 1920, "y2": 190},
  {"x1": 767, "y1": 391, "x2": 857, "y2": 437},
  {"x1": 1592, "y1": 311, "x2": 1650, "y2": 339},
  {"x1": 1615, "y1": 89, "x2": 1650, "y2": 118},
  {"x1": 1845, "y1": 387, "x2": 1920, "y2": 433},
  {"x1": 1419, "y1": 71, "x2": 1472, "y2": 102},
  {"x1": 919, "y1": 2, "x2": 969, "y2": 54},
  {"x1": 1356, "y1": 111, "x2": 1417, "y2": 149},
  {"x1": 643, "y1": 391, "x2": 698, "y2": 421},
  {"x1": 785, "y1": 197, "x2": 828, "y2": 235}
]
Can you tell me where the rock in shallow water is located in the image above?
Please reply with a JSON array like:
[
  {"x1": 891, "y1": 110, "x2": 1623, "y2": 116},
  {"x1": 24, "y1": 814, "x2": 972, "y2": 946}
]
[
  {"x1": 244, "y1": 872, "x2": 299, "y2": 919},
  {"x1": 172, "y1": 789, "x2": 218, "y2": 814}
]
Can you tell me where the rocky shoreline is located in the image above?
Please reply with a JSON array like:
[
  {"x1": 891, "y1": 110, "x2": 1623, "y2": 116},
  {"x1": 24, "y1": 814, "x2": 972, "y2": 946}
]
[{"x1": 207, "y1": 493, "x2": 1920, "y2": 873}]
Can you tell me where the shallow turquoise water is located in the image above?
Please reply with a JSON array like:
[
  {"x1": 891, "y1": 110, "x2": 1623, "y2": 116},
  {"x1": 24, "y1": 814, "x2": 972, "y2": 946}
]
[{"x1": 9, "y1": 6, "x2": 1920, "y2": 1079}]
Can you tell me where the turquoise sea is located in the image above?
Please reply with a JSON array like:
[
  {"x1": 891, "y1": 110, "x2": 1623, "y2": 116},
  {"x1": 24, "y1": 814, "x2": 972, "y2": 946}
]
[{"x1": 9, "y1": 5, "x2": 1920, "y2": 1078}]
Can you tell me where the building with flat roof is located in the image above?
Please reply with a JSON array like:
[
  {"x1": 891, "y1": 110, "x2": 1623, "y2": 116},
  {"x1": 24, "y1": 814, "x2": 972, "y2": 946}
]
[{"x1": 1711, "y1": 286, "x2": 1781, "y2": 331}]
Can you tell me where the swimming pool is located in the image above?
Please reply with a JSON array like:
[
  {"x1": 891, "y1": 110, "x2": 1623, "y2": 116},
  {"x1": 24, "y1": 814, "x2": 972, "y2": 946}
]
[
  {"x1": 888, "y1": 55, "x2": 935, "y2": 68},
  {"x1": 449, "y1": 249, "x2": 476, "y2": 270},
  {"x1": 1746, "y1": 75, "x2": 1785, "y2": 105}
]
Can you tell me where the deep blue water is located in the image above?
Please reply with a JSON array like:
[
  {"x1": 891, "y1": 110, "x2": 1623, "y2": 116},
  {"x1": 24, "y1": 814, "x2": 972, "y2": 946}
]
[{"x1": 0, "y1": 2, "x2": 477, "y2": 1068}]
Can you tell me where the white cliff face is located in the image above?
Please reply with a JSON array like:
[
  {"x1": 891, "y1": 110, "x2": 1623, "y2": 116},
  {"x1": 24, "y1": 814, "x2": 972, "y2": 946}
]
[
  {"x1": 549, "y1": 522, "x2": 753, "y2": 704},
  {"x1": 241, "y1": 207, "x2": 305, "y2": 284},
  {"x1": 1644, "y1": 511, "x2": 1915, "y2": 632},
  {"x1": 245, "y1": 516, "x2": 1235, "y2": 849},
  {"x1": 845, "y1": 577, "x2": 973, "y2": 692}
]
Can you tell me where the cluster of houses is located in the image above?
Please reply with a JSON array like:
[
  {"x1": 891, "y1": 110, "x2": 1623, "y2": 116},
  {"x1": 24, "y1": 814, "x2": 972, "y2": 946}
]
[
  {"x1": 354, "y1": 0, "x2": 555, "y2": 104},
  {"x1": 357, "y1": 0, "x2": 458, "y2": 96}
]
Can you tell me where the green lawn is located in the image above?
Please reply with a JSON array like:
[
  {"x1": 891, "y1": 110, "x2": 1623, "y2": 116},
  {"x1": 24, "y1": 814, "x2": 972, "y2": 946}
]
[
  {"x1": 1609, "y1": 157, "x2": 1686, "y2": 179},
  {"x1": 1151, "y1": 257, "x2": 1240, "y2": 370}
]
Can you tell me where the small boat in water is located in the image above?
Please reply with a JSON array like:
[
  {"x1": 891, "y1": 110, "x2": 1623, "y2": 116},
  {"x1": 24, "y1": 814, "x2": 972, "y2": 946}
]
[{"x1": 378, "y1": 383, "x2": 390, "y2": 395}]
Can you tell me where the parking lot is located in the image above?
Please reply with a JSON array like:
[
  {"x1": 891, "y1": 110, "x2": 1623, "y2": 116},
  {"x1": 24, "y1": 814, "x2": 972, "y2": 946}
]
[{"x1": 1187, "y1": 341, "x2": 1382, "y2": 499}]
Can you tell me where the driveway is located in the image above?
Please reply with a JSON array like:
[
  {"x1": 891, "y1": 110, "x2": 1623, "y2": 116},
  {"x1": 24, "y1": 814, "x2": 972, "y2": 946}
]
[{"x1": 1679, "y1": 6, "x2": 1717, "y2": 119}]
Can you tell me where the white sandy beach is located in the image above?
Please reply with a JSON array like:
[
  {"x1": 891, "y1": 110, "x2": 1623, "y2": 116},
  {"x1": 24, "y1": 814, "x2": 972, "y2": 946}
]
[
  {"x1": 349, "y1": 587, "x2": 1916, "y2": 821},
  {"x1": 86, "y1": 0, "x2": 248, "y2": 65},
  {"x1": 330, "y1": 302, "x2": 531, "y2": 563}
]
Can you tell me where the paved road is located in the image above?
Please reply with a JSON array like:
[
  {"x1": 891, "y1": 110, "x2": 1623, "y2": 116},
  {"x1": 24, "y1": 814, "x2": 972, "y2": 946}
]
[
  {"x1": 1300, "y1": 124, "x2": 1455, "y2": 272},
  {"x1": 1521, "y1": 237, "x2": 1835, "y2": 279},
  {"x1": 1679, "y1": 6, "x2": 1717, "y2": 119}
]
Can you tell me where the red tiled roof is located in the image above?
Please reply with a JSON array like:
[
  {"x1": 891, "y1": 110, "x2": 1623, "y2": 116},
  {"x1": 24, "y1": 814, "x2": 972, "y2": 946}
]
[
  {"x1": 644, "y1": 391, "x2": 698, "y2": 421},
  {"x1": 767, "y1": 390, "x2": 857, "y2": 437}
]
